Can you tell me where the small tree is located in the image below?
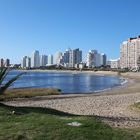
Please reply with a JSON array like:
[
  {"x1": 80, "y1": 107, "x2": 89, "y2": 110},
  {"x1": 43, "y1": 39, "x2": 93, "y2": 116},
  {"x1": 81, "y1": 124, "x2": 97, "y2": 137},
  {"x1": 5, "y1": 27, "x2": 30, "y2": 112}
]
[{"x1": 0, "y1": 67, "x2": 25, "y2": 95}]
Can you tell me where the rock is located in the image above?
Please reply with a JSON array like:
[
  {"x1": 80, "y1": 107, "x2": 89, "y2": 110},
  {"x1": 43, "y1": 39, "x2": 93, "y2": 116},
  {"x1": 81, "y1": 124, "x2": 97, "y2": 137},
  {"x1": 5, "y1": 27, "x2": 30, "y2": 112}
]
[{"x1": 67, "y1": 122, "x2": 82, "y2": 126}]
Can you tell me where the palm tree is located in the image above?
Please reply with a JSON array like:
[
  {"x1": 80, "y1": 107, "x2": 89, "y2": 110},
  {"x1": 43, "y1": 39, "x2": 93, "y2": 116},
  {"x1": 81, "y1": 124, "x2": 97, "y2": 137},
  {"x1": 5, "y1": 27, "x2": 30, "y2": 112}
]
[{"x1": 0, "y1": 67, "x2": 26, "y2": 95}]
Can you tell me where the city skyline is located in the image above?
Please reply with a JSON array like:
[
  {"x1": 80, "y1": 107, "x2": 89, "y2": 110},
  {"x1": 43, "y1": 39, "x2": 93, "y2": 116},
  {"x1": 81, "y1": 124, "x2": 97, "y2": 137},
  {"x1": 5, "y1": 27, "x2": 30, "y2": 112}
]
[
  {"x1": 20, "y1": 48, "x2": 107, "y2": 69},
  {"x1": 1, "y1": 0, "x2": 140, "y2": 64}
]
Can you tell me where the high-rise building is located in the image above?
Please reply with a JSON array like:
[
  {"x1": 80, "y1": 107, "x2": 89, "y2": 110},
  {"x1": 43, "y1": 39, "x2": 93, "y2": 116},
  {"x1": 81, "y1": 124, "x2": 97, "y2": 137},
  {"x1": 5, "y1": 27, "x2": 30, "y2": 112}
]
[
  {"x1": 26, "y1": 57, "x2": 31, "y2": 68},
  {"x1": 48, "y1": 54, "x2": 53, "y2": 65},
  {"x1": 96, "y1": 53, "x2": 101, "y2": 67},
  {"x1": 120, "y1": 36, "x2": 140, "y2": 69},
  {"x1": 0, "y1": 58, "x2": 4, "y2": 67},
  {"x1": 60, "y1": 50, "x2": 69, "y2": 66},
  {"x1": 31, "y1": 50, "x2": 40, "y2": 68},
  {"x1": 86, "y1": 50, "x2": 107, "y2": 68},
  {"x1": 21, "y1": 56, "x2": 31, "y2": 68},
  {"x1": 69, "y1": 48, "x2": 82, "y2": 68},
  {"x1": 5, "y1": 59, "x2": 10, "y2": 67},
  {"x1": 86, "y1": 50, "x2": 99, "y2": 68},
  {"x1": 100, "y1": 53, "x2": 107, "y2": 66},
  {"x1": 21, "y1": 56, "x2": 27, "y2": 68},
  {"x1": 86, "y1": 50, "x2": 95, "y2": 68},
  {"x1": 40, "y1": 55, "x2": 48, "y2": 66},
  {"x1": 55, "y1": 52, "x2": 62, "y2": 65}
]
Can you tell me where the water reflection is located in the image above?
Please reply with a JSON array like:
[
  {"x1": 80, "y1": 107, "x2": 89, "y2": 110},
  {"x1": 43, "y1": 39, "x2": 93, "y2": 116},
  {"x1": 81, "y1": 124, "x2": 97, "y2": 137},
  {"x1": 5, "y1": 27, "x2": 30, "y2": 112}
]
[{"x1": 6, "y1": 71, "x2": 122, "y2": 94}]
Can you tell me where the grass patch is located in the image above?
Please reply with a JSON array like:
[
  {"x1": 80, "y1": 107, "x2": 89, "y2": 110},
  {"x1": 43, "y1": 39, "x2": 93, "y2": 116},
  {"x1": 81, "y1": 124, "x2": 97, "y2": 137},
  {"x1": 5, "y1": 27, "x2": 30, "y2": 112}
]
[
  {"x1": 130, "y1": 102, "x2": 140, "y2": 111},
  {"x1": 0, "y1": 88, "x2": 61, "y2": 101},
  {"x1": 0, "y1": 103, "x2": 140, "y2": 140},
  {"x1": 133, "y1": 102, "x2": 140, "y2": 109}
]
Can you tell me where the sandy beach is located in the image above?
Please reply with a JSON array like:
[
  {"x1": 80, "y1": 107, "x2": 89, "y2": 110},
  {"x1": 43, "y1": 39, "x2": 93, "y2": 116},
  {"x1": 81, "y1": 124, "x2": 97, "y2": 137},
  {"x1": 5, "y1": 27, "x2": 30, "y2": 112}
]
[{"x1": 3, "y1": 71, "x2": 140, "y2": 128}]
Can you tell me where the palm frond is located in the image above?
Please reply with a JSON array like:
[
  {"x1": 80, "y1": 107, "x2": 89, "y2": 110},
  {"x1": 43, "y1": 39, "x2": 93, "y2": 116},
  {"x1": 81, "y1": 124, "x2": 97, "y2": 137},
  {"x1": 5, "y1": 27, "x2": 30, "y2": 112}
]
[
  {"x1": 0, "y1": 68, "x2": 26, "y2": 94},
  {"x1": 0, "y1": 67, "x2": 10, "y2": 85}
]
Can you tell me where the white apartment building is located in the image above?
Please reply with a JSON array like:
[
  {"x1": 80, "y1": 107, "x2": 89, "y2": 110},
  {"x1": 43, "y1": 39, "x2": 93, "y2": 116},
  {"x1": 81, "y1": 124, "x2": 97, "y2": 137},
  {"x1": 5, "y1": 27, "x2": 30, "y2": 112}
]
[
  {"x1": 108, "y1": 58, "x2": 120, "y2": 69},
  {"x1": 86, "y1": 50, "x2": 97, "y2": 68},
  {"x1": 60, "y1": 50, "x2": 69, "y2": 67},
  {"x1": 120, "y1": 36, "x2": 140, "y2": 69},
  {"x1": 21, "y1": 56, "x2": 31, "y2": 68},
  {"x1": 40, "y1": 55, "x2": 47, "y2": 66},
  {"x1": 69, "y1": 48, "x2": 82, "y2": 68},
  {"x1": 55, "y1": 52, "x2": 62, "y2": 65},
  {"x1": 48, "y1": 54, "x2": 53, "y2": 65},
  {"x1": 21, "y1": 56, "x2": 27, "y2": 68},
  {"x1": 31, "y1": 50, "x2": 40, "y2": 68},
  {"x1": 26, "y1": 57, "x2": 31, "y2": 68},
  {"x1": 86, "y1": 50, "x2": 106, "y2": 68}
]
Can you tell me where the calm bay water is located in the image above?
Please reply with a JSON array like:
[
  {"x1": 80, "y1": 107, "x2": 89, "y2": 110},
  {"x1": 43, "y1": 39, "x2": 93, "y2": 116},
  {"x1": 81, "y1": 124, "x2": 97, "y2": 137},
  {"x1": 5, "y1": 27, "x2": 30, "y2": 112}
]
[{"x1": 5, "y1": 71, "x2": 124, "y2": 94}]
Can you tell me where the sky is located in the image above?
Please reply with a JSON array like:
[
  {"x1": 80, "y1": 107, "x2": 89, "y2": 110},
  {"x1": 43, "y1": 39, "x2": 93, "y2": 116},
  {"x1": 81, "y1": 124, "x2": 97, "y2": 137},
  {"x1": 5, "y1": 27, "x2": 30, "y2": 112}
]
[{"x1": 0, "y1": 0, "x2": 140, "y2": 64}]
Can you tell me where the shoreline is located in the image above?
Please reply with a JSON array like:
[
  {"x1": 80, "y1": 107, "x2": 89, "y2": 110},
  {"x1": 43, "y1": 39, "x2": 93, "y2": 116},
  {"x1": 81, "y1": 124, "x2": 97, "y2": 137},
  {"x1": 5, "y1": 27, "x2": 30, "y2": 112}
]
[
  {"x1": 6, "y1": 70, "x2": 137, "y2": 97},
  {"x1": 12, "y1": 69, "x2": 128, "y2": 95},
  {"x1": 3, "y1": 71, "x2": 140, "y2": 128},
  {"x1": 7, "y1": 70, "x2": 134, "y2": 98}
]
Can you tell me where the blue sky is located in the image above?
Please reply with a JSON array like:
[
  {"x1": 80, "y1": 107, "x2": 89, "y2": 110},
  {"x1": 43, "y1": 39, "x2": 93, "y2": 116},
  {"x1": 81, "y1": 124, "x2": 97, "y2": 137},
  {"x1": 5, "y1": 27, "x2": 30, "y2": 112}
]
[{"x1": 0, "y1": 0, "x2": 140, "y2": 64}]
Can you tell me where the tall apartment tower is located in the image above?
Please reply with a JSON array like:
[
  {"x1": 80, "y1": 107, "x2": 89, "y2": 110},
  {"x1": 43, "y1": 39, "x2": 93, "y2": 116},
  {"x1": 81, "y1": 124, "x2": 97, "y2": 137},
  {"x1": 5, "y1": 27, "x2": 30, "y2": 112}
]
[
  {"x1": 48, "y1": 54, "x2": 53, "y2": 65},
  {"x1": 60, "y1": 50, "x2": 69, "y2": 66},
  {"x1": 86, "y1": 50, "x2": 95, "y2": 68},
  {"x1": 31, "y1": 50, "x2": 40, "y2": 68},
  {"x1": 21, "y1": 56, "x2": 27, "y2": 68},
  {"x1": 120, "y1": 36, "x2": 140, "y2": 69},
  {"x1": 86, "y1": 50, "x2": 106, "y2": 68},
  {"x1": 26, "y1": 57, "x2": 31, "y2": 68},
  {"x1": 5, "y1": 59, "x2": 10, "y2": 67},
  {"x1": 100, "y1": 53, "x2": 107, "y2": 66},
  {"x1": 40, "y1": 55, "x2": 48, "y2": 66},
  {"x1": 86, "y1": 50, "x2": 99, "y2": 68},
  {"x1": 55, "y1": 52, "x2": 62, "y2": 65},
  {"x1": 21, "y1": 56, "x2": 31, "y2": 68},
  {"x1": 69, "y1": 48, "x2": 82, "y2": 68},
  {"x1": 0, "y1": 59, "x2": 4, "y2": 67}
]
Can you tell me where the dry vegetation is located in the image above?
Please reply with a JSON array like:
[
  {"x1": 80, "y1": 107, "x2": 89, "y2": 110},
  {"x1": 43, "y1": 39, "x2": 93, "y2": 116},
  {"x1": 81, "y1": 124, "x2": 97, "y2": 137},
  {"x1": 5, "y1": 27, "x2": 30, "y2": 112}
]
[{"x1": 0, "y1": 88, "x2": 61, "y2": 101}]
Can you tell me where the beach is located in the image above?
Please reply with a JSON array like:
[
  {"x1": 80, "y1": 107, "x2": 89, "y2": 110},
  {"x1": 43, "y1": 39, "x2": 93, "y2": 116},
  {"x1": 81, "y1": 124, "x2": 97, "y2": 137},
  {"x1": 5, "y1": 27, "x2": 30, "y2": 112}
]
[{"x1": 3, "y1": 71, "x2": 140, "y2": 128}]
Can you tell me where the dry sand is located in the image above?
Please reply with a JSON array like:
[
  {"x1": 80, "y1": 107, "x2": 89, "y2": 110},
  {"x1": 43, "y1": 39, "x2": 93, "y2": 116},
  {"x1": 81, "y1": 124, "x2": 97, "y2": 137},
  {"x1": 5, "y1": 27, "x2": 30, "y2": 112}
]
[{"x1": 3, "y1": 71, "x2": 140, "y2": 128}]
